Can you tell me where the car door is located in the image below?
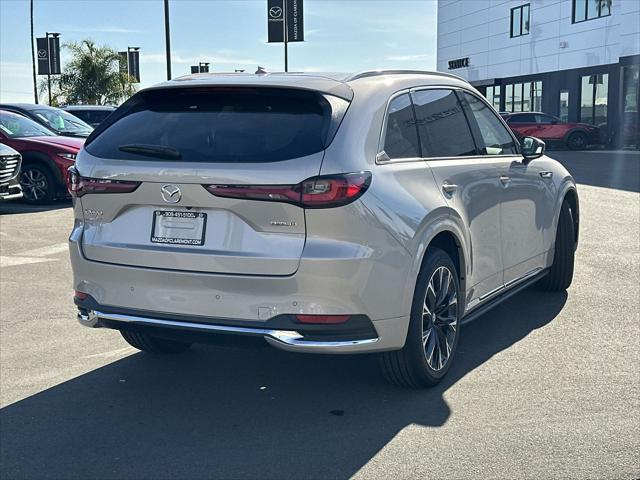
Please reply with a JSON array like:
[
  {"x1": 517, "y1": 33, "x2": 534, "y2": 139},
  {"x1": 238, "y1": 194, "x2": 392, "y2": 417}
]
[
  {"x1": 460, "y1": 91, "x2": 555, "y2": 287},
  {"x1": 535, "y1": 114, "x2": 564, "y2": 140},
  {"x1": 507, "y1": 113, "x2": 538, "y2": 138},
  {"x1": 412, "y1": 88, "x2": 504, "y2": 307}
]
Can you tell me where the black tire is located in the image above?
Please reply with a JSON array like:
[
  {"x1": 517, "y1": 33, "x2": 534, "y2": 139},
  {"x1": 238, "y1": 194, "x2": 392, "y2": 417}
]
[
  {"x1": 20, "y1": 164, "x2": 56, "y2": 204},
  {"x1": 120, "y1": 330, "x2": 192, "y2": 354},
  {"x1": 567, "y1": 131, "x2": 588, "y2": 150},
  {"x1": 539, "y1": 201, "x2": 575, "y2": 291},
  {"x1": 379, "y1": 247, "x2": 461, "y2": 388}
]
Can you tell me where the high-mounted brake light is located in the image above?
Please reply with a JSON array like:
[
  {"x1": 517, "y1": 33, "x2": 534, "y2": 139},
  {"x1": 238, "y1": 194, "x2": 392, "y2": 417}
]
[
  {"x1": 203, "y1": 172, "x2": 371, "y2": 209},
  {"x1": 67, "y1": 167, "x2": 140, "y2": 197}
]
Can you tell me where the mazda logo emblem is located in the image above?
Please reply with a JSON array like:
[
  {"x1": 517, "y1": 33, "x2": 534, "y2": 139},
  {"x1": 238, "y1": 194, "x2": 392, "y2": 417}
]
[
  {"x1": 37, "y1": 49, "x2": 47, "y2": 58},
  {"x1": 161, "y1": 184, "x2": 181, "y2": 204},
  {"x1": 269, "y1": 6, "x2": 282, "y2": 18}
]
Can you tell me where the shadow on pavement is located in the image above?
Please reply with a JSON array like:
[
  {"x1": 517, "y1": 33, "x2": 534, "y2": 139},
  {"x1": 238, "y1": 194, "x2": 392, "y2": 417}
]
[
  {"x1": 0, "y1": 199, "x2": 71, "y2": 215},
  {"x1": 0, "y1": 288, "x2": 566, "y2": 479},
  {"x1": 548, "y1": 150, "x2": 640, "y2": 193}
]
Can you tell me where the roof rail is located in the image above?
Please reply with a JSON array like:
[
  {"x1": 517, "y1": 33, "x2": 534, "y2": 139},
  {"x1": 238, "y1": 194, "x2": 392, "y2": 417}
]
[{"x1": 346, "y1": 69, "x2": 466, "y2": 83}]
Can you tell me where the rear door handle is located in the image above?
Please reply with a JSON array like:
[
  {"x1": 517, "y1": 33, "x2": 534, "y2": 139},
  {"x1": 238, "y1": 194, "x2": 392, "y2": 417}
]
[
  {"x1": 539, "y1": 171, "x2": 553, "y2": 179},
  {"x1": 442, "y1": 182, "x2": 458, "y2": 194},
  {"x1": 499, "y1": 175, "x2": 510, "y2": 185}
]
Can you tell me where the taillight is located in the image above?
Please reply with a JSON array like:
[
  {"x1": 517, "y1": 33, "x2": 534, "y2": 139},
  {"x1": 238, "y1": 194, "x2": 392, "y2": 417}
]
[
  {"x1": 204, "y1": 172, "x2": 371, "y2": 209},
  {"x1": 67, "y1": 167, "x2": 140, "y2": 197}
]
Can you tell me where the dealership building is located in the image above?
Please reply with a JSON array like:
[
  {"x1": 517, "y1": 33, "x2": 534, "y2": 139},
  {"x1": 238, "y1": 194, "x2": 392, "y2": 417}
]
[{"x1": 437, "y1": 0, "x2": 640, "y2": 148}]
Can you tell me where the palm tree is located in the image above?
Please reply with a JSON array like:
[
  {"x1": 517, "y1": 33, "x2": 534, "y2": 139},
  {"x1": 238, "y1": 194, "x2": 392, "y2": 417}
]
[{"x1": 41, "y1": 39, "x2": 137, "y2": 105}]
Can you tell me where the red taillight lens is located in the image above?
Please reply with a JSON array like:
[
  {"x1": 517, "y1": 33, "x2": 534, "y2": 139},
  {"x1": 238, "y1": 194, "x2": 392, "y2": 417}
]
[
  {"x1": 295, "y1": 314, "x2": 351, "y2": 324},
  {"x1": 67, "y1": 167, "x2": 140, "y2": 197},
  {"x1": 204, "y1": 172, "x2": 371, "y2": 209},
  {"x1": 74, "y1": 290, "x2": 88, "y2": 300}
]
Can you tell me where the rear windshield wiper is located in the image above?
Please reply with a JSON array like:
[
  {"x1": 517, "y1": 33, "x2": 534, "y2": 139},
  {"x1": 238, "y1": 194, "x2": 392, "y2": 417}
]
[{"x1": 118, "y1": 144, "x2": 182, "y2": 160}]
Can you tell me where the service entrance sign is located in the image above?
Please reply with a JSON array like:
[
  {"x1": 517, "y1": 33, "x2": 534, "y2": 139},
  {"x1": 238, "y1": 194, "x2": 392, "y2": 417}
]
[
  {"x1": 36, "y1": 37, "x2": 61, "y2": 75},
  {"x1": 267, "y1": 0, "x2": 304, "y2": 43}
]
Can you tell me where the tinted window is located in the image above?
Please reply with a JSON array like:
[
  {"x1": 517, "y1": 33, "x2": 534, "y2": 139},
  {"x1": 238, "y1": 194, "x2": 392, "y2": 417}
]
[
  {"x1": 32, "y1": 109, "x2": 93, "y2": 135},
  {"x1": 535, "y1": 114, "x2": 557, "y2": 124},
  {"x1": 86, "y1": 88, "x2": 348, "y2": 163},
  {"x1": 462, "y1": 92, "x2": 517, "y2": 155},
  {"x1": 412, "y1": 89, "x2": 476, "y2": 158},
  {"x1": 508, "y1": 113, "x2": 536, "y2": 123},
  {"x1": 0, "y1": 112, "x2": 55, "y2": 138},
  {"x1": 382, "y1": 94, "x2": 420, "y2": 159}
]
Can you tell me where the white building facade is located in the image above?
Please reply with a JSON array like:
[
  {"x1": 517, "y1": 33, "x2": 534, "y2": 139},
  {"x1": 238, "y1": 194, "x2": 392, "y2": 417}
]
[{"x1": 437, "y1": 0, "x2": 640, "y2": 147}]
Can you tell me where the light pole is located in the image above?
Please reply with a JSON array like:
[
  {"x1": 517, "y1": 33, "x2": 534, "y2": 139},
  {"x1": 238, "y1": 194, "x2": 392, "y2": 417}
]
[
  {"x1": 46, "y1": 32, "x2": 60, "y2": 105},
  {"x1": 30, "y1": 0, "x2": 37, "y2": 103},
  {"x1": 283, "y1": 0, "x2": 288, "y2": 72},
  {"x1": 164, "y1": 0, "x2": 172, "y2": 80}
]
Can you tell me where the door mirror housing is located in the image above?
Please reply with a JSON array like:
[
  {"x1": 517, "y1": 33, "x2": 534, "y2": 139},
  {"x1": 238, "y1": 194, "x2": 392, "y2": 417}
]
[{"x1": 521, "y1": 136, "x2": 545, "y2": 163}]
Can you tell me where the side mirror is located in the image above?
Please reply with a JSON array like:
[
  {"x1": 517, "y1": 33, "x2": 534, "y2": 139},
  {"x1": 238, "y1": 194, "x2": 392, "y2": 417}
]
[{"x1": 521, "y1": 136, "x2": 545, "y2": 163}]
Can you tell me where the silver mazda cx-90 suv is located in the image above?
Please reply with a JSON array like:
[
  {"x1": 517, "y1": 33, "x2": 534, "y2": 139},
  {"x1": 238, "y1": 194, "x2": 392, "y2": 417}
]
[{"x1": 69, "y1": 71, "x2": 578, "y2": 387}]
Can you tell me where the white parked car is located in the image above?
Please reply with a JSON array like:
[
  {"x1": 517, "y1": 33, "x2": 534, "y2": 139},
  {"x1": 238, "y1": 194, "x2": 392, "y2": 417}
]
[{"x1": 69, "y1": 71, "x2": 578, "y2": 387}]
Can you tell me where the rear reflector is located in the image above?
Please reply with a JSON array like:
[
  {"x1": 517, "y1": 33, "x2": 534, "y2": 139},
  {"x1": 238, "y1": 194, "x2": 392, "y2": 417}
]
[
  {"x1": 74, "y1": 290, "x2": 88, "y2": 300},
  {"x1": 67, "y1": 167, "x2": 140, "y2": 198},
  {"x1": 204, "y1": 172, "x2": 371, "y2": 209},
  {"x1": 295, "y1": 314, "x2": 351, "y2": 324}
]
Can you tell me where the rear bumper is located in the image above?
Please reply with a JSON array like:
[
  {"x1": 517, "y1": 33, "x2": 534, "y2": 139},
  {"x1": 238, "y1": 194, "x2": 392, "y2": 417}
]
[
  {"x1": 77, "y1": 307, "x2": 384, "y2": 354},
  {"x1": 69, "y1": 223, "x2": 411, "y2": 353}
]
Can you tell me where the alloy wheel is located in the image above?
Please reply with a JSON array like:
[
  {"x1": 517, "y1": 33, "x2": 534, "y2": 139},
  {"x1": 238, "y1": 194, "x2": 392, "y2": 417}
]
[
  {"x1": 20, "y1": 168, "x2": 49, "y2": 202},
  {"x1": 421, "y1": 266, "x2": 458, "y2": 371}
]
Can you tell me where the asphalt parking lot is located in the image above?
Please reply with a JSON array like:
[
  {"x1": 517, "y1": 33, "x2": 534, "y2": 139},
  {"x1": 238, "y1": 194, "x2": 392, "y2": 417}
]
[{"x1": 1, "y1": 150, "x2": 639, "y2": 479}]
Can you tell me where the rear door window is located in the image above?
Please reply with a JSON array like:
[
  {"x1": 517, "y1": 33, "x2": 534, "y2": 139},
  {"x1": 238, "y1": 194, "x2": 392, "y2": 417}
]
[
  {"x1": 382, "y1": 93, "x2": 420, "y2": 159},
  {"x1": 85, "y1": 88, "x2": 349, "y2": 163},
  {"x1": 508, "y1": 113, "x2": 536, "y2": 123},
  {"x1": 460, "y1": 92, "x2": 518, "y2": 155},
  {"x1": 411, "y1": 89, "x2": 477, "y2": 158}
]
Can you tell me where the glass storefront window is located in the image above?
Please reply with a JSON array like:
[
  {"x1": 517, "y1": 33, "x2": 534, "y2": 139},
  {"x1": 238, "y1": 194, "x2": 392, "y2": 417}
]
[
  {"x1": 492, "y1": 85, "x2": 501, "y2": 110},
  {"x1": 522, "y1": 82, "x2": 532, "y2": 111},
  {"x1": 533, "y1": 81, "x2": 543, "y2": 111},
  {"x1": 559, "y1": 90, "x2": 569, "y2": 123},
  {"x1": 484, "y1": 85, "x2": 502, "y2": 111},
  {"x1": 621, "y1": 65, "x2": 639, "y2": 148},
  {"x1": 504, "y1": 81, "x2": 541, "y2": 112},
  {"x1": 581, "y1": 73, "x2": 608, "y2": 126},
  {"x1": 513, "y1": 83, "x2": 522, "y2": 112}
]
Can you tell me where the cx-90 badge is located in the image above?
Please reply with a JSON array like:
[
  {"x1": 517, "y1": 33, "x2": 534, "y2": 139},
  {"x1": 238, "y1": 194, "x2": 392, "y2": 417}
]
[{"x1": 161, "y1": 184, "x2": 181, "y2": 204}]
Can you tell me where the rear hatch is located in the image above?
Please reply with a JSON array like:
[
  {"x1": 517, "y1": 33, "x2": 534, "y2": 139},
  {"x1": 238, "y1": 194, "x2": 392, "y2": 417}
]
[{"x1": 76, "y1": 84, "x2": 350, "y2": 275}]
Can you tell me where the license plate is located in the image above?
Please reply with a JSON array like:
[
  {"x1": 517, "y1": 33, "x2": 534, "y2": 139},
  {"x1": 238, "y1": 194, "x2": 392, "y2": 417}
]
[{"x1": 151, "y1": 210, "x2": 207, "y2": 246}]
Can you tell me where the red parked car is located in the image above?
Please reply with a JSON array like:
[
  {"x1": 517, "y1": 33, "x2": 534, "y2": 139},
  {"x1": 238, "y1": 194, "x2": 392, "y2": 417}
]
[
  {"x1": 0, "y1": 110, "x2": 84, "y2": 203},
  {"x1": 501, "y1": 112, "x2": 601, "y2": 150}
]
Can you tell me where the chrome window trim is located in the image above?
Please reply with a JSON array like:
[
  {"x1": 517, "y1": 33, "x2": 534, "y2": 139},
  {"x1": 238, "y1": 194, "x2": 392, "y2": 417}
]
[{"x1": 376, "y1": 84, "x2": 521, "y2": 166}]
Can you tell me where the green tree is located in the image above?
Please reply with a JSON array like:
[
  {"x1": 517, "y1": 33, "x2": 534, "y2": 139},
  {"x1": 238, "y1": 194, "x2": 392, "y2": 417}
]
[{"x1": 40, "y1": 39, "x2": 137, "y2": 106}]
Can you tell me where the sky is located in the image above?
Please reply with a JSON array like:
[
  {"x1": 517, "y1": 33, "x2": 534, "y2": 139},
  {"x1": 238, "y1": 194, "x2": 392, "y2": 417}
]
[{"x1": 0, "y1": 0, "x2": 438, "y2": 103}]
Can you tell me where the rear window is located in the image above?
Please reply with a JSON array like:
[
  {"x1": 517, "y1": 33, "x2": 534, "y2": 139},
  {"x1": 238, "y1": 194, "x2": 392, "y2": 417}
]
[{"x1": 85, "y1": 88, "x2": 349, "y2": 163}]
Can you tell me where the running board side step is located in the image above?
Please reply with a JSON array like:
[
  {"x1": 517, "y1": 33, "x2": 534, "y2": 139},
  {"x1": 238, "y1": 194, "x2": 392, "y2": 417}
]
[{"x1": 461, "y1": 269, "x2": 549, "y2": 325}]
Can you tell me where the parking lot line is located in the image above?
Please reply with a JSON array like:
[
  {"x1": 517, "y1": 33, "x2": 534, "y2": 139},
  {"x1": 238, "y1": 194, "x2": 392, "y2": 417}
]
[
  {"x1": 19, "y1": 242, "x2": 68, "y2": 257},
  {"x1": 0, "y1": 256, "x2": 56, "y2": 268},
  {"x1": 0, "y1": 242, "x2": 68, "y2": 268}
]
